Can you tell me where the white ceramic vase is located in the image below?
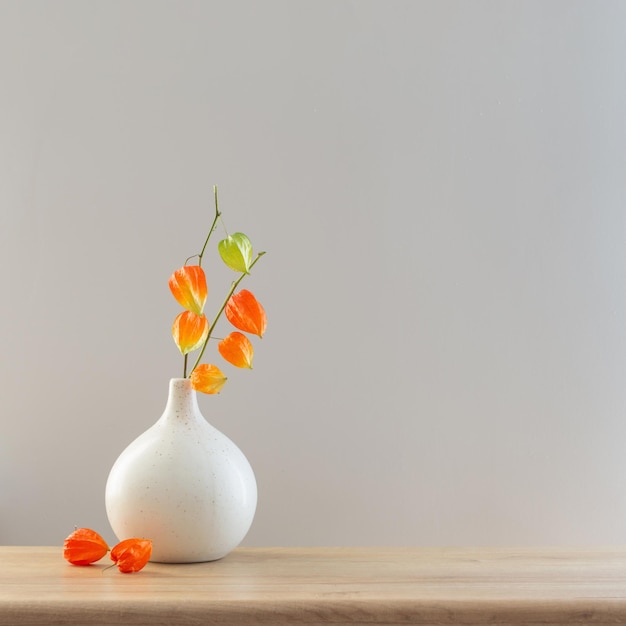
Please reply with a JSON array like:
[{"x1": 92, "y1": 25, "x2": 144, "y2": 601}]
[{"x1": 105, "y1": 378, "x2": 257, "y2": 563}]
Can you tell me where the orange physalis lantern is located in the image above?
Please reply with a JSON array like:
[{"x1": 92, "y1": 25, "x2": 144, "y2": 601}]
[
  {"x1": 225, "y1": 289, "x2": 267, "y2": 338},
  {"x1": 110, "y1": 538, "x2": 152, "y2": 573},
  {"x1": 63, "y1": 528, "x2": 109, "y2": 566},
  {"x1": 172, "y1": 311, "x2": 209, "y2": 355},
  {"x1": 218, "y1": 331, "x2": 254, "y2": 369},
  {"x1": 190, "y1": 363, "x2": 228, "y2": 394},
  {"x1": 168, "y1": 265, "x2": 207, "y2": 315}
]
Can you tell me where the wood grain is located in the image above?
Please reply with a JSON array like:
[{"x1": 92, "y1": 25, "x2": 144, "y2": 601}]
[{"x1": 2, "y1": 546, "x2": 626, "y2": 625}]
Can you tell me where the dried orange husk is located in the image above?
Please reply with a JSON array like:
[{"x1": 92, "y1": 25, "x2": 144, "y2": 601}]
[
  {"x1": 168, "y1": 265, "x2": 207, "y2": 314},
  {"x1": 225, "y1": 289, "x2": 267, "y2": 338},
  {"x1": 172, "y1": 311, "x2": 209, "y2": 355},
  {"x1": 110, "y1": 538, "x2": 152, "y2": 573},
  {"x1": 218, "y1": 233, "x2": 253, "y2": 273},
  {"x1": 190, "y1": 363, "x2": 228, "y2": 394},
  {"x1": 63, "y1": 528, "x2": 109, "y2": 565},
  {"x1": 218, "y1": 331, "x2": 254, "y2": 369}
]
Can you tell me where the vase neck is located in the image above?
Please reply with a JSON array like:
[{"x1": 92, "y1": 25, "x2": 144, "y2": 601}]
[{"x1": 163, "y1": 378, "x2": 201, "y2": 421}]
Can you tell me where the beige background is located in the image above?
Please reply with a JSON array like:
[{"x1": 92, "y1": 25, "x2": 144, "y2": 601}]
[{"x1": 2, "y1": 0, "x2": 626, "y2": 547}]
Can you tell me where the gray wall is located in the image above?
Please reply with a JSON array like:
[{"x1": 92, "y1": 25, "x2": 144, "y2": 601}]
[{"x1": 2, "y1": 0, "x2": 626, "y2": 547}]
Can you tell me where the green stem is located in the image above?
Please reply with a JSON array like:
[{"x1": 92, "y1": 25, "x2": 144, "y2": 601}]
[
  {"x1": 189, "y1": 251, "x2": 266, "y2": 375},
  {"x1": 197, "y1": 185, "x2": 221, "y2": 267},
  {"x1": 183, "y1": 353, "x2": 188, "y2": 378}
]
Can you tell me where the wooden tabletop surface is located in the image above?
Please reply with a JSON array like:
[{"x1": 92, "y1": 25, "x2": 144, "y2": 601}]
[{"x1": 2, "y1": 546, "x2": 626, "y2": 625}]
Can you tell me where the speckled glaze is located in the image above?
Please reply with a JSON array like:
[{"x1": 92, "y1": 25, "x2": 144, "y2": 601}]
[{"x1": 105, "y1": 378, "x2": 257, "y2": 563}]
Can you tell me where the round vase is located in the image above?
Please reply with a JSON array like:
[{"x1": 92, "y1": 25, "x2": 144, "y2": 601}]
[{"x1": 105, "y1": 378, "x2": 257, "y2": 563}]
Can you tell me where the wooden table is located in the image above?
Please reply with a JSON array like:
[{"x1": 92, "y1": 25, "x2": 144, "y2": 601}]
[{"x1": 2, "y1": 546, "x2": 626, "y2": 625}]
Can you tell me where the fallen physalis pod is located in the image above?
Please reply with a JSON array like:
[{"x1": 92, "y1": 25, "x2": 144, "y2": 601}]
[
  {"x1": 218, "y1": 331, "x2": 254, "y2": 369},
  {"x1": 190, "y1": 363, "x2": 228, "y2": 394},
  {"x1": 110, "y1": 538, "x2": 153, "y2": 573},
  {"x1": 63, "y1": 528, "x2": 109, "y2": 565},
  {"x1": 225, "y1": 289, "x2": 267, "y2": 338}
]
